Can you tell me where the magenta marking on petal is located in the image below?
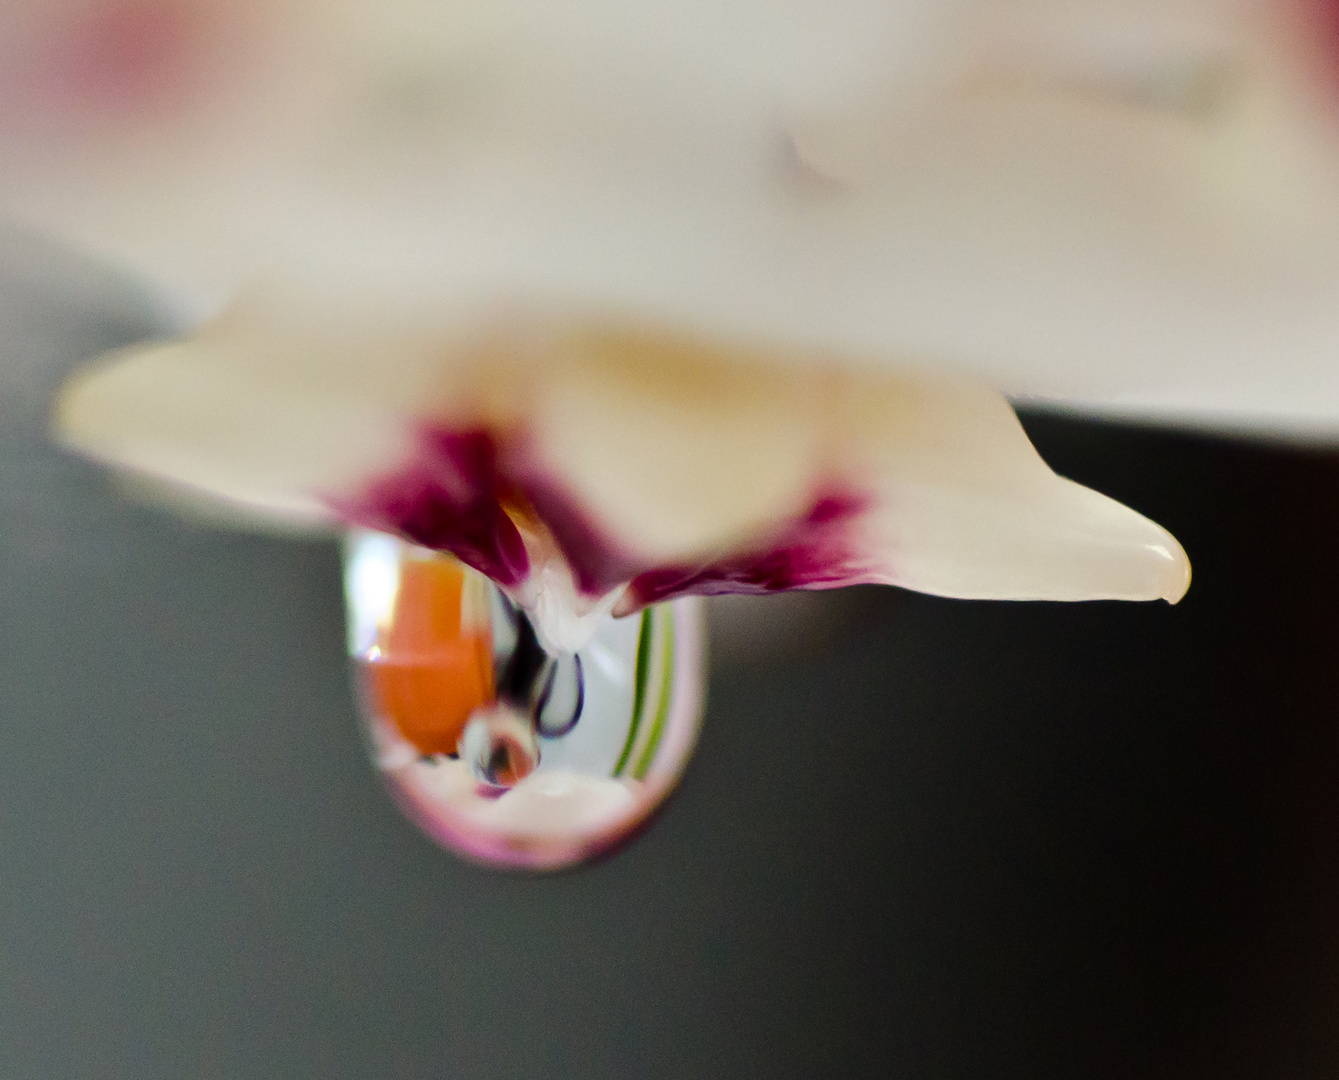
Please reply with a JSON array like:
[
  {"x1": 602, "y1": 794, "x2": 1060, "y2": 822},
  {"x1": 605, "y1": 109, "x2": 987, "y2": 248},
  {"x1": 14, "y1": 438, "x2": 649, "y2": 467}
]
[
  {"x1": 1295, "y1": 0, "x2": 1339, "y2": 103},
  {"x1": 339, "y1": 427, "x2": 880, "y2": 608},
  {"x1": 627, "y1": 490, "x2": 877, "y2": 607},
  {"x1": 519, "y1": 474, "x2": 645, "y2": 595},
  {"x1": 336, "y1": 428, "x2": 530, "y2": 587},
  {"x1": 1323, "y1": 1, "x2": 1339, "y2": 88},
  {"x1": 802, "y1": 492, "x2": 868, "y2": 526},
  {"x1": 515, "y1": 474, "x2": 878, "y2": 602}
]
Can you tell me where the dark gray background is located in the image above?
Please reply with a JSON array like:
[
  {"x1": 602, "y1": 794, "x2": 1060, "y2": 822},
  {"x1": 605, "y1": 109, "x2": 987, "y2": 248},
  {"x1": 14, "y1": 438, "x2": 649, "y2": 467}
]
[{"x1": 3, "y1": 232, "x2": 1338, "y2": 1078}]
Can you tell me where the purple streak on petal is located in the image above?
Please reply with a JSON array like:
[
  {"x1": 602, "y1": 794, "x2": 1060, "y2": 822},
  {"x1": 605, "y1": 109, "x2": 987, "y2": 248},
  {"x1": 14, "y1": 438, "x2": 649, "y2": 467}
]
[
  {"x1": 518, "y1": 473, "x2": 644, "y2": 595},
  {"x1": 804, "y1": 492, "x2": 866, "y2": 525},
  {"x1": 1310, "y1": 0, "x2": 1339, "y2": 86},
  {"x1": 338, "y1": 425, "x2": 881, "y2": 605},
  {"x1": 336, "y1": 427, "x2": 530, "y2": 587},
  {"x1": 627, "y1": 490, "x2": 877, "y2": 607},
  {"x1": 516, "y1": 469, "x2": 880, "y2": 603}
]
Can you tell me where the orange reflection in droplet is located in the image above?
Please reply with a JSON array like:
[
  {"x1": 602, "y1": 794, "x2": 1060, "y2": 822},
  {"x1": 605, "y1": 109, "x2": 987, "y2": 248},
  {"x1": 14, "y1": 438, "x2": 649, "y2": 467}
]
[{"x1": 365, "y1": 557, "x2": 494, "y2": 757}]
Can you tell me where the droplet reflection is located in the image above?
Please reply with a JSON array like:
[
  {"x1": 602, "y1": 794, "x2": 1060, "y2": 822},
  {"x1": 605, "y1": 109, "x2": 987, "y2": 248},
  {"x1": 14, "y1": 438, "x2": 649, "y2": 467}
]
[{"x1": 343, "y1": 530, "x2": 705, "y2": 869}]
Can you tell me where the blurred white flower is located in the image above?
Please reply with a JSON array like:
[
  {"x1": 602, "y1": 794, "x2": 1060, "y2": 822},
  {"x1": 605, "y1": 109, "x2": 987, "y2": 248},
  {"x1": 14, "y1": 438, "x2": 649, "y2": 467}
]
[
  {"x1": 3, "y1": 0, "x2": 1338, "y2": 432},
  {"x1": 21, "y1": 0, "x2": 1339, "y2": 636}
]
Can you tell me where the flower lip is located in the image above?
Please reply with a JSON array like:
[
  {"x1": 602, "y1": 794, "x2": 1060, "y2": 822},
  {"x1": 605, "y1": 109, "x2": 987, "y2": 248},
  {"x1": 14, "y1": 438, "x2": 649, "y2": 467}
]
[
  {"x1": 619, "y1": 489, "x2": 875, "y2": 610},
  {"x1": 53, "y1": 305, "x2": 1192, "y2": 652},
  {"x1": 341, "y1": 422, "x2": 882, "y2": 613},
  {"x1": 334, "y1": 426, "x2": 531, "y2": 589}
]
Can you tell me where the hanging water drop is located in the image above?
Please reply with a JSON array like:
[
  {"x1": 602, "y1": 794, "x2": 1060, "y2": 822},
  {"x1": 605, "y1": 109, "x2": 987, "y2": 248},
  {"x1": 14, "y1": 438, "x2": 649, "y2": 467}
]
[{"x1": 343, "y1": 529, "x2": 706, "y2": 869}]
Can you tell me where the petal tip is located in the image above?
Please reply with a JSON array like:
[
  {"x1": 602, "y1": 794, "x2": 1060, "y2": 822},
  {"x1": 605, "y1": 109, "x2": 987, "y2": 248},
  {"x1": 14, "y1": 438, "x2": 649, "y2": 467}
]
[
  {"x1": 1157, "y1": 539, "x2": 1193, "y2": 605},
  {"x1": 50, "y1": 358, "x2": 115, "y2": 458}
]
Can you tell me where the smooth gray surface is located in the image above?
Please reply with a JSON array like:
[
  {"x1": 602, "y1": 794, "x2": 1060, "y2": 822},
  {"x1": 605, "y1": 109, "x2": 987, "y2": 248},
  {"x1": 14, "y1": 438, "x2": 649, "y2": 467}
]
[{"x1": 3, "y1": 232, "x2": 1339, "y2": 1078}]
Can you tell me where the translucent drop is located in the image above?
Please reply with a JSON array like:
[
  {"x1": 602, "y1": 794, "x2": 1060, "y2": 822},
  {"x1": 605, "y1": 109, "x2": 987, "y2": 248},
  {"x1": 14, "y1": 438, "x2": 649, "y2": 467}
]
[{"x1": 343, "y1": 530, "x2": 706, "y2": 869}]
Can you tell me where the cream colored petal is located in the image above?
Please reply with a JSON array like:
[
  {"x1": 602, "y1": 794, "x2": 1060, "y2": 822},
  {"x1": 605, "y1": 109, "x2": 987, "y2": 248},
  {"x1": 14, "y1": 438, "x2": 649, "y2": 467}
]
[
  {"x1": 832, "y1": 369, "x2": 1190, "y2": 604},
  {"x1": 53, "y1": 309, "x2": 418, "y2": 525},
  {"x1": 523, "y1": 332, "x2": 1189, "y2": 605},
  {"x1": 53, "y1": 307, "x2": 1189, "y2": 618},
  {"x1": 10, "y1": 0, "x2": 1339, "y2": 442}
]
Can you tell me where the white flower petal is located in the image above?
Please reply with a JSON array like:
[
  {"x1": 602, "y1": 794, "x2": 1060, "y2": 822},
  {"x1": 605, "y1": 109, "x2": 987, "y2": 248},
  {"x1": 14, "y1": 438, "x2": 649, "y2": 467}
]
[
  {"x1": 54, "y1": 307, "x2": 1190, "y2": 650},
  {"x1": 6, "y1": 0, "x2": 1339, "y2": 435}
]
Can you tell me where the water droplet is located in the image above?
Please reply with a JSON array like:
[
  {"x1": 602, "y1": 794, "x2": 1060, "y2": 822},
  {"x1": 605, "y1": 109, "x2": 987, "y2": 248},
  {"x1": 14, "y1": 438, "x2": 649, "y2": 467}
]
[{"x1": 343, "y1": 530, "x2": 706, "y2": 869}]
